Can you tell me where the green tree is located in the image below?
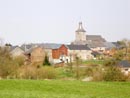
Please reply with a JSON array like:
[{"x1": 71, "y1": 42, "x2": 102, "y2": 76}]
[{"x1": 43, "y1": 55, "x2": 51, "y2": 66}]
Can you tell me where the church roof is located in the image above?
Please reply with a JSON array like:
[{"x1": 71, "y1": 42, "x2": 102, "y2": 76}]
[
  {"x1": 87, "y1": 42, "x2": 106, "y2": 48},
  {"x1": 76, "y1": 22, "x2": 86, "y2": 32},
  {"x1": 67, "y1": 45, "x2": 90, "y2": 50},
  {"x1": 86, "y1": 35, "x2": 106, "y2": 42}
]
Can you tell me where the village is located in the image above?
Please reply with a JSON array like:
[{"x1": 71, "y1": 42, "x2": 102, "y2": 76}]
[
  {"x1": 0, "y1": 22, "x2": 128, "y2": 81},
  {"x1": 3, "y1": 22, "x2": 129, "y2": 77},
  {"x1": 0, "y1": 0, "x2": 130, "y2": 97},
  {"x1": 8, "y1": 22, "x2": 119, "y2": 64}
]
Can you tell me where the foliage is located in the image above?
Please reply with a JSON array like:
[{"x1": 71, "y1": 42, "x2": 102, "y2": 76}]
[
  {"x1": 43, "y1": 55, "x2": 51, "y2": 66},
  {"x1": 13, "y1": 56, "x2": 25, "y2": 66},
  {"x1": 0, "y1": 47, "x2": 16, "y2": 78},
  {"x1": 103, "y1": 66, "x2": 127, "y2": 81},
  {"x1": 113, "y1": 50, "x2": 124, "y2": 61},
  {"x1": 0, "y1": 80, "x2": 130, "y2": 98},
  {"x1": 17, "y1": 66, "x2": 57, "y2": 79},
  {"x1": 104, "y1": 59, "x2": 118, "y2": 67}
]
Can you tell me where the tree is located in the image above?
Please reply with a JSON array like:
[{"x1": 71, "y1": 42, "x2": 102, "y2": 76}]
[
  {"x1": 0, "y1": 47, "x2": 13, "y2": 78},
  {"x1": 118, "y1": 39, "x2": 130, "y2": 56},
  {"x1": 43, "y1": 55, "x2": 51, "y2": 66}
]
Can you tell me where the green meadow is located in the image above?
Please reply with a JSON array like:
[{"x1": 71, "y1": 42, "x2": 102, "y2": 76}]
[{"x1": 0, "y1": 80, "x2": 130, "y2": 98}]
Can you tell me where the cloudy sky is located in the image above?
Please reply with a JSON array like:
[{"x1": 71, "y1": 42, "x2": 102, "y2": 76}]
[{"x1": 0, "y1": 0, "x2": 130, "y2": 45}]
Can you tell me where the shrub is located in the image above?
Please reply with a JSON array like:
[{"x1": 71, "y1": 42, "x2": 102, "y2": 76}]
[
  {"x1": 43, "y1": 55, "x2": 51, "y2": 66},
  {"x1": 0, "y1": 47, "x2": 19, "y2": 78},
  {"x1": 91, "y1": 67, "x2": 104, "y2": 81},
  {"x1": 13, "y1": 56, "x2": 25, "y2": 66},
  {"x1": 103, "y1": 66, "x2": 127, "y2": 81},
  {"x1": 17, "y1": 66, "x2": 57, "y2": 79},
  {"x1": 36, "y1": 66, "x2": 57, "y2": 79}
]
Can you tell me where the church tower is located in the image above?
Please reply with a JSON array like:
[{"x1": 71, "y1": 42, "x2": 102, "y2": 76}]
[{"x1": 75, "y1": 22, "x2": 86, "y2": 42}]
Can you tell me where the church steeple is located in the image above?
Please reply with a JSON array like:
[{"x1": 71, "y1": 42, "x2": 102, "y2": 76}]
[
  {"x1": 75, "y1": 22, "x2": 86, "y2": 43},
  {"x1": 76, "y1": 22, "x2": 86, "y2": 32}
]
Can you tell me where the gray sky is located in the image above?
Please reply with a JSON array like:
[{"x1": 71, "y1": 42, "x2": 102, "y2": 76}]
[{"x1": 0, "y1": 0, "x2": 130, "y2": 45}]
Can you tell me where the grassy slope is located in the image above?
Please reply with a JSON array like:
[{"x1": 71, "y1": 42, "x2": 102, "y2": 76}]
[{"x1": 0, "y1": 80, "x2": 130, "y2": 98}]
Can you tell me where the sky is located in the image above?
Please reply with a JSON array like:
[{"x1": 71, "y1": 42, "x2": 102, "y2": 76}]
[{"x1": 0, "y1": 0, "x2": 130, "y2": 45}]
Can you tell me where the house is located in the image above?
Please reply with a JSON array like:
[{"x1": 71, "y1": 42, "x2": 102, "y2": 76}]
[
  {"x1": 67, "y1": 44, "x2": 93, "y2": 61},
  {"x1": 25, "y1": 46, "x2": 45, "y2": 65},
  {"x1": 51, "y1": 44, "x2": 93, "y2": 64},
  {"x1": 20, "y1": 43, "x2": 63, "y2": 64},
  {"x1": 117, "y1": 60, "x2": 130, "y2": 75},
  {"x1": 52, "y1": 44, "x2": 69, "y2": 64},
  {"x1": 39, "y1": 43, "x2": 62, "y2": 63},
  {"x1": 10, "y1": 46, "x2": 25, "y2": 58}
]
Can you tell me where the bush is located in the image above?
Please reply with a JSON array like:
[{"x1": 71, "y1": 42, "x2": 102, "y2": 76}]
[
  {"x1": 91, "y1": 67, "x2": 104, "y2": 81},
  {"x1": 37, "y1": 66, "x2": 57, "y2": 79},
  {"x1": 0, "y1": 47, "x2": 19, "y2": 78},
  {"x1": 13, "y1": 56, "x2": 25, "y2": 66},
  {"x1": 0, "y1": 60, "x2": 19, "y2": 79},
  {"x1": 103, "y1": 66, "x2": 127, "y2": 81},
  {"x1": 17, "y1": 65, "x2": 37, "y2": 79},
  {"x1": 43, "y1": 55, "x2": 51, "y2": 66},
  {"x1": 17, "y1": 66, "x2": 57, "y2": 79}
]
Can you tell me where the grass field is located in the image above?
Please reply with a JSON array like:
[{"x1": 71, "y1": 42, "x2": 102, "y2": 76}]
[
  {"x1": 0, "y1": 80, "x2": 130, "y2": 98},
  {"x1": 82, "y1": 60, "x2": 105, "y2": 65}
]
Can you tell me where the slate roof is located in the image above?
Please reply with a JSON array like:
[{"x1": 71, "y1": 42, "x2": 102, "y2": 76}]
[
  {"x1": 112, "y1": 42, "x2": 125, "y2": 49},
  {"x1": 10, "y1": 46, "x2": 18, "y2": 51},
  {"x1": 67, "y1": 45, "x2": 90, "y2": 50},
  {"x1": 104, "y1": 42, "x2": 116, "y2": 49},
  {"x1": 118, "y1": 60, "x2": 130, "y2": 68},
  {"x1": 20, "y1": 44, "x2": 34, "y2": 51},
  {"x1": 87, "y1": 42, "x2": 106, "y2": 48},
  {"x1": 20, "y1": 43, "x2": 62, "y2": 51},
  {"x1": 86, "y1": 35, "x2": 106, "y2": 42},
  {"x1": 25, "y1": 47, "x2": 34, "y2": 54},
  {"x1": 10, "y1": 46, "x2": 24, "y2": 52},
  {"x1": 39, "y1": 43, "x2": 62, "y2": 49}
]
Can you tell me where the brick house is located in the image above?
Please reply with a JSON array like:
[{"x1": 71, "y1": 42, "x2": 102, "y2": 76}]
[{"x1": 52, "y1": 44, "x2": 69, "y2": 64}]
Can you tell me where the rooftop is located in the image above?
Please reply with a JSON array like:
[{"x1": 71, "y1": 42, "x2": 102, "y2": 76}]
[{"x1": 67, "y1": 45, "x2": 90, "y2": 50}]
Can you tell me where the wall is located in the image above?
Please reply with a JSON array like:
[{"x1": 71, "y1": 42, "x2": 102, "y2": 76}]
[
  {"x1": 31, "y1": 47, "x2": 45, "y2": 64},
  {"x1": 68, "y1": 49, "x2": 93, "y2": 61}
]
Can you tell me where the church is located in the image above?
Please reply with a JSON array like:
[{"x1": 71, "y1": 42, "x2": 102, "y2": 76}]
[{"x1": 72, "y1": 22, "x2": 107, "y2": 51}]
